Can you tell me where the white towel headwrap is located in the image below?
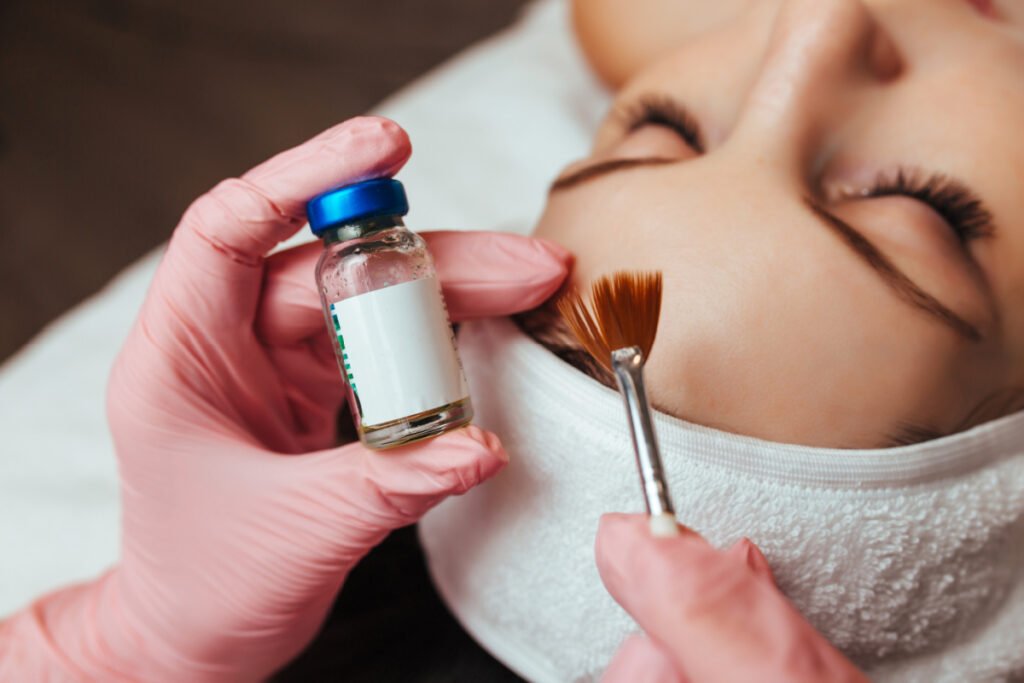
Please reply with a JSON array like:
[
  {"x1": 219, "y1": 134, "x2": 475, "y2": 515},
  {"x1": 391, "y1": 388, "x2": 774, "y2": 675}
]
[{"x1": 420, "y1": 317, "x2": 1024, "y2": 683}]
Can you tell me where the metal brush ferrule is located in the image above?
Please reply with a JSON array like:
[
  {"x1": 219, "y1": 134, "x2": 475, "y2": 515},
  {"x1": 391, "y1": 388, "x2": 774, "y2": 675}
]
[{"x1": 610, "y1": 347, "x2": 675, "y2": 519}]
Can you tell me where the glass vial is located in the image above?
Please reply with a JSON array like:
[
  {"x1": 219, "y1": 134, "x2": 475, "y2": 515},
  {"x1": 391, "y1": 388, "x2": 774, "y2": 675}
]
[{"x1": 307, "y1": 178, "x2": 473, "y2": 449}]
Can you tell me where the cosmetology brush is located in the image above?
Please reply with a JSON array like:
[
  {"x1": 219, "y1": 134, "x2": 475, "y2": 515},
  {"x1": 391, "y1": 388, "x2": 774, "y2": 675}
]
[{"x1": 558, "y1": 271, "x2": 678, "y2": 537}]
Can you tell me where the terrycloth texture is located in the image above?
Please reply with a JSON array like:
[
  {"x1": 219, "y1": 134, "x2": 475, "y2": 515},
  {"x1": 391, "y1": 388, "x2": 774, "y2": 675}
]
[
  {"x1": 0, "y1": 0, "x2": 607, "y2": 616},
  {"x1": 420, "y1": 317, "x2": 1024, "y2": 683}
]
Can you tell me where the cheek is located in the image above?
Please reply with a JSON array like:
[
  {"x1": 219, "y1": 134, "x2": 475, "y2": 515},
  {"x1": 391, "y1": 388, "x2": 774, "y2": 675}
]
[
  {"x1": 533, "y1": 184, "x2": 667, "y2": 281},
  {"x1": 645, "y1": 227, "x2": 969, "y2": 448},
  {"x1": 532, "y1": 176, "x2": 978, "y2": 448}
]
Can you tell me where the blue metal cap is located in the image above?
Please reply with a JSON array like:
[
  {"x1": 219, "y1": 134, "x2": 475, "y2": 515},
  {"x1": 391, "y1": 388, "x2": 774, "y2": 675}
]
[{"x1": 306, "y1": 178, "x2": 409, "y2": 236}]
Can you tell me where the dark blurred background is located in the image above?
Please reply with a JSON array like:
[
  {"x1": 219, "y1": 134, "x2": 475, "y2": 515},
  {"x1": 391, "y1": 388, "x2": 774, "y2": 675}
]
[
  {"x1": 0, "y1": 0, "x2": 527, "y2": 363},
  {"x1": 2, "y1": 3, "x2": 533, "y2": 679}
]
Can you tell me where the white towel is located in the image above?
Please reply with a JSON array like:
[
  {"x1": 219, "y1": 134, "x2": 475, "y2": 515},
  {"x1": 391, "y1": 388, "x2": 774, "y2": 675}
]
[{"x1": 421, "y1": 317, "x2": 1024, "y2": 683}]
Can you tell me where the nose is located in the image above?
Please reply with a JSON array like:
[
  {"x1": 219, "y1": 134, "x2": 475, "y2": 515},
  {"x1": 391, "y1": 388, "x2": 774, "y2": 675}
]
[{"x1": 727, "y1": 0, "x2": 900, "y2": 172}]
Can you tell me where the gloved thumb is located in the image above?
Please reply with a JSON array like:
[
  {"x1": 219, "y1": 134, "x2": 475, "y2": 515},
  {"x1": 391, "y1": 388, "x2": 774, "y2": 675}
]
[
  {"x1": 595, "y1": 513, "x2": 867, "y2": 683},
  {"x1": 601, "y1": 634, "x2": 687, "y2": 683},
  {"x1": 287, "y1": 426, "x2": 508, "y2": 566},
  {"x1": 600, "y1": 538, "x2": 772, "y2": 683}
]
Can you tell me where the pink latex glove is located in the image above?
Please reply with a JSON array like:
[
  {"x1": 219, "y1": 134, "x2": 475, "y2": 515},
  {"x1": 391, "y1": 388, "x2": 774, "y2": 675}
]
[
  {"x1": 596, "y1": 514, "x2": 869, "y2": 683},
  {"x1": 0, "y1": 116, "x2": 570, "y2": 682}
]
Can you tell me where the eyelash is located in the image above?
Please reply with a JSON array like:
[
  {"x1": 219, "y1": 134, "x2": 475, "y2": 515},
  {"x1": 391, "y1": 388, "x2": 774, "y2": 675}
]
[
  {"x1": 615, "y1": 95, "x2": 705, "y2": 154},
  {"x1": 616, "y1": 98, "x2": 992, "y2": 246},
  {"x1": 864, "y1": 169, "x2": 994, "y2": 244}
]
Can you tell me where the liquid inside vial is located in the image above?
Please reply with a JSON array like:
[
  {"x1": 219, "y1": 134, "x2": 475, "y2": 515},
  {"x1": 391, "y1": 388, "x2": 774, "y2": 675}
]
[{"x1": 315, "y1": 216, "x2": 472, "y2": 449}]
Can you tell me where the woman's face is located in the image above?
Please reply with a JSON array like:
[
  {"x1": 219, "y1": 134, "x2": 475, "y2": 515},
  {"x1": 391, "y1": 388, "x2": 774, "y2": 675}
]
[{"x1": 534, "y1": 0, "x2": 1024, "y2": 448}]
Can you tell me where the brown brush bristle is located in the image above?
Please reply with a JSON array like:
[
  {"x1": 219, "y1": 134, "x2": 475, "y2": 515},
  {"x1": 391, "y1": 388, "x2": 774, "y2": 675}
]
[{"x1": 556, "y1": 271, "x2": 663, "y2": 372}]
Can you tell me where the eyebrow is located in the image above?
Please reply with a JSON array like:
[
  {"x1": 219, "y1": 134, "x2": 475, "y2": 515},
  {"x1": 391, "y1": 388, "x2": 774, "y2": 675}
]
[
  {"x1": 549, "y1": 157, "x2": 676, "y2": 192},
  {"x1": 549, "y1": 155, "x2": 983, "y2": 342}
]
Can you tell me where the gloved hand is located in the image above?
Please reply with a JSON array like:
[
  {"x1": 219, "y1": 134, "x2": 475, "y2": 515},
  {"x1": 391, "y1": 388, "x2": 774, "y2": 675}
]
[
  {"x1": 595, "y1": 514, "x2": 869, "y2": 683},
  {"x1": 0, "y1": 116, "x2": 571, "y2": 682}
]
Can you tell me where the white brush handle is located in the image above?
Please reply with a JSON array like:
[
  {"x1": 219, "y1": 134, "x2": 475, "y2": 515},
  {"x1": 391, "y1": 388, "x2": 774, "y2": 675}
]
[{"x1": 649, "y1": 512, "x2": 681, "y2": 537}]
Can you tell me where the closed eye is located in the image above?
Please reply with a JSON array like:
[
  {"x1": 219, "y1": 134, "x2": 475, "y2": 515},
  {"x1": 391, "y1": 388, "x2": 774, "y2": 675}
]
[
  {"x1": 862, "y1": 168, "x2": 996, "y2": 247},
  {"x1": 612, "y1": 94, "x2": 706, "y2": 154},
  {"x1": 805, "y1": 198, "x2": 985, "y2": 341}
]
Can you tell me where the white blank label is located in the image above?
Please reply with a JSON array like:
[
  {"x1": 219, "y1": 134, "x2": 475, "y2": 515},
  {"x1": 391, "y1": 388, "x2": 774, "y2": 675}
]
[{"x1": 330, "y1": 277, "x2": 469, "y2": 427}]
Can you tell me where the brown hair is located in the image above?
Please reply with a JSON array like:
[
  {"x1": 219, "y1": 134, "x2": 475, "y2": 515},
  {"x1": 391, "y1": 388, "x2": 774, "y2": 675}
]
[{"x1": 513, "y1": 303, "x2": 616, "y2": 388}]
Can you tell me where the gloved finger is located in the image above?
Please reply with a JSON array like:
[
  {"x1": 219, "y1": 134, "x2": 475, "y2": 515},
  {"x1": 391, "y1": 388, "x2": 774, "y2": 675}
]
[
  {"x1": 159, "y1": 116, "x2": 411, "y2": 328},
  {"x1": 725, "y1": 537, "x2": 777, "y2": 585},
  {"x1": 602, "y1": 634, "x2": 687, "y2": 683},
  {"x1": 287, "y1": 425, "x2": 508, "y2": 567},
  {"x1": 256, "y1": 231, "x2": 571, "y2": 347},
  {"x1": 257, "y1": 241, "x2": 326, "y2": 347},
  {"x1": 426, "y1": 231, "x2": 572, "y2": 318},
  {"x1": 263, "y1": 341, "x2": 346, "y2": 452},
  {"x1": 595, "y1": 514, "x2": 868, "y2": 683}
]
